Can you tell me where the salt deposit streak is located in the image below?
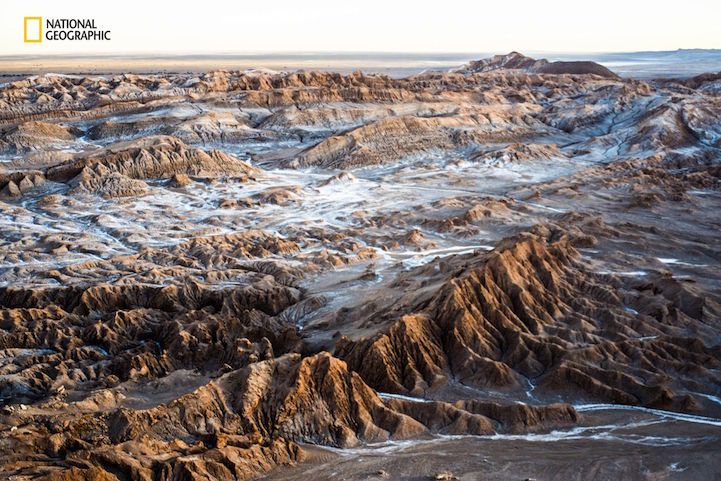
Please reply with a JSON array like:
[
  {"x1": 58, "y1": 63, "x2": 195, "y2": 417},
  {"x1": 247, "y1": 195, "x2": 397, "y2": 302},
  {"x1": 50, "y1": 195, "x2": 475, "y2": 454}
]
[
  {"x1": 378, "y1": 392, "x2": 433, "y2": 403},
  {"x1": 322, "y1": 423, "x2": 713, "y2": 456},
  {"x1": 574, "y1": 404, "x2": 721, "y2": 427}
]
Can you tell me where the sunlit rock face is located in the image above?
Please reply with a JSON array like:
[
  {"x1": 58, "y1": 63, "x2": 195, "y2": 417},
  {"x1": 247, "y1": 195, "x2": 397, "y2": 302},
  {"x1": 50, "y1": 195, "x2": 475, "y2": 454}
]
[{"x1": 1, "y1": 54, "x2": 721, "y2": 480}]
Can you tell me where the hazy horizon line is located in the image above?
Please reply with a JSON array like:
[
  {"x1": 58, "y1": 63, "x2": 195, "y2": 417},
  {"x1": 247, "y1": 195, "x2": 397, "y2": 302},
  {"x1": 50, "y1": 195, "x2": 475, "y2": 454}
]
[{"x1": 1, "y1": 47, "x2": 720, "y2": 59}]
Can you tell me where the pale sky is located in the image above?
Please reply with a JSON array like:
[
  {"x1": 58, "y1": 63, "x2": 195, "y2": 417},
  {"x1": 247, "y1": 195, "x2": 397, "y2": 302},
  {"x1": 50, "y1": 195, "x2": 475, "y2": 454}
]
[{"x1": 2, "y1": 0, "x2": 720, "y2": 55}]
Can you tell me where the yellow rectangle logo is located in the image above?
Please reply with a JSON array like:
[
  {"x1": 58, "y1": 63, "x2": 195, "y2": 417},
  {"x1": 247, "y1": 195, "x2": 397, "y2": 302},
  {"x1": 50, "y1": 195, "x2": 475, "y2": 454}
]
[{"x1": 24, "y1": 17, "x2": 42, "y2": 43}]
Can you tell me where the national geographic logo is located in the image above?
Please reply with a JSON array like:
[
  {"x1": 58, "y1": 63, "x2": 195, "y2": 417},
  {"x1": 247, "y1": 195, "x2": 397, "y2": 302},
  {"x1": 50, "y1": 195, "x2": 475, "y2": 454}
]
[{"x1": 24, "y1": 17, "x2": 111, "y2": 43}]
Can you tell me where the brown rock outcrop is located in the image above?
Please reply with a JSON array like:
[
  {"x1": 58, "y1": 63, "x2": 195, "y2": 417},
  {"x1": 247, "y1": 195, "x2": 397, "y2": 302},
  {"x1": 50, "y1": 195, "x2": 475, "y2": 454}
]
[
  {"x1": 293, "y1": 114, "x2": 538, "y2": 168},
  {"x1": 69, "y1": 165, "x2": 149, "y2": 198},
  {"x1": 0, "y1": 121, "x2": 77, "y2": 153},
  {"x1": 336, "y1": 231, "x2": 721, "y2": 411},
  {"x1": 457, "y1": 52, "x2": 619, "y2": 79},
  {"x1": 1, "y1": 350, "x2": 582, "y2": 481},
  {"x1": 47, "y1": 135, "x2": 259, "y2": 183}
]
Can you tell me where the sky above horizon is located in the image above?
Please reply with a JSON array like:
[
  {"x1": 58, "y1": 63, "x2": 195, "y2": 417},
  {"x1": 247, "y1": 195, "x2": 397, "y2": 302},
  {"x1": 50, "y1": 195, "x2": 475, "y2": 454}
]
[{"x1": 2, "y1": 0, "x2": 719, "y2": 56}]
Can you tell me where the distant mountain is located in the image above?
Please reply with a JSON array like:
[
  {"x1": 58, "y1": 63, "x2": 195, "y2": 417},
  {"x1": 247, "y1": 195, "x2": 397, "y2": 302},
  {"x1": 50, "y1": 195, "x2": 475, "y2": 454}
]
[{"x1": 455, "y1": 51, "x2": 619, "y2": 79}]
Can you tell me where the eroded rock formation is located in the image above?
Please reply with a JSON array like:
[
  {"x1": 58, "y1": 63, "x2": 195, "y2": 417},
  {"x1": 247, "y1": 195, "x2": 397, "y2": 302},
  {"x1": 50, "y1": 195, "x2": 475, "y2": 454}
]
[{"x1": 1, "y1": 52, "x2": 720, "y2": 479}]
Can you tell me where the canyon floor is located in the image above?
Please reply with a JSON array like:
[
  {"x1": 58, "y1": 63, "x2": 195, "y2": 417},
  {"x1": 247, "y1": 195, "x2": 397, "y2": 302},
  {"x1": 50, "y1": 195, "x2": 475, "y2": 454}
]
[{"x1": 1, "y1": 52, "x2": 720, "y2": 480}]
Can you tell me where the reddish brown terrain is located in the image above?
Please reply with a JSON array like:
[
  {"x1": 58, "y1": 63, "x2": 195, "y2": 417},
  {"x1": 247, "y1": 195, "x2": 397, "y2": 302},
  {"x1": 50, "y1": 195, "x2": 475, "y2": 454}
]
[{"x1": 0, "y1": 52, "x2": 720, "y2": 480}]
